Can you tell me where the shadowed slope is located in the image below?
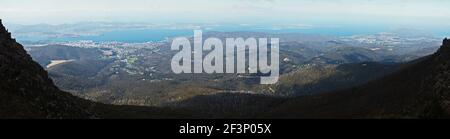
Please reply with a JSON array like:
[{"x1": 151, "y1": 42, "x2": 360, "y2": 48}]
[
  {"x1": 0, "y1": 20, "x2": 195, "y2": 119},
  {"x1": 266, "y1": 38, "x2": 450, "y2": 118}
]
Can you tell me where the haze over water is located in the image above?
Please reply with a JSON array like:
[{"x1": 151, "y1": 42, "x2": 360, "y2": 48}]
[{"x1": 1, "y1": 0, "x2": 449, "y2": 42}]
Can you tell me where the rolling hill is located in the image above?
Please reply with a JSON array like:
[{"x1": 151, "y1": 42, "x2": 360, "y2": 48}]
[
  {"x1": 176, "y1": 38, "x2": 450, "y2": 118},
  {"x1": 0, "y1": 19, "x2": 195, "y2": 118},
  {"x1": 265, "y1": 38, "x2": 450, "y2": 118},
  {"x1": 1, "y1": 19, "x2": 449, "y2": 119}
]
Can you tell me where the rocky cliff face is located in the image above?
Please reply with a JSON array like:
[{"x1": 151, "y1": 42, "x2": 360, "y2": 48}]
[
  {"x1": 425, "y1": 38, "x2": 450, "y2": 116},
  {"x1": 0, "y1": 19, "x2": 95, "y2": 118}
]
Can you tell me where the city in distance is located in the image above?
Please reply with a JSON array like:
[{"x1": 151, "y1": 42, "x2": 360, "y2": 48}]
[{"x1": 0, "y1": 0, "x2": 449, "y2": 119}]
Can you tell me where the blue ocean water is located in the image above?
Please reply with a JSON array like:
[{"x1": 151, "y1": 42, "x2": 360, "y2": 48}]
[
  {"x1": 55, "y1": 29, "x2": 194, "y2": 43},
  {"x1": 208, "y1": 24, "x2": 390, "y2": 36},
  {"x1": 19, "y1": 24, "x2": 449, "y2": 43},
  {"x1": 52, "y1": 27, "x2": 387, "y2": 43}
]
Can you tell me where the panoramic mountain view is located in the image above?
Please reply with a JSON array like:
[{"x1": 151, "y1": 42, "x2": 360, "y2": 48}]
[{"x1": 1, "y1": 0, "x2": 449, "y2": 123}]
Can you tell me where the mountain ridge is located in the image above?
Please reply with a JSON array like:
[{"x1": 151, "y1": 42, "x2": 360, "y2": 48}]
[
  {"x1": 0, "y1": 19, "x2": 196, "y2": 118},
  {"x1": 160, "y1": 38, "x2": 450, "y2": 119},
  {"x1": 264, "y1": 38, "x2": 450, "y2": 118},
  {"x1": 0, "y1": 19, "x2": 96, "y2": 118},
  {"x1": 1, "y1": 18, "x2": 449, "y2": 118}
]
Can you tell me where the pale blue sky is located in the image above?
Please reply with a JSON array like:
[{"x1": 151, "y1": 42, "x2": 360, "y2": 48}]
[{"x1": 1, "y1": 0, "x2": 449, "y2": 27}]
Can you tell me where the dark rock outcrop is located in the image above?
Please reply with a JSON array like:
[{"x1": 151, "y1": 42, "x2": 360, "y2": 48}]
[
  {"x1": 425, "y1": 38, "x2": 450, "y2": 117},
  {"x1": 443, "y1": 38, "x2": 449, "y2": 47},
  {"x1": 0, "y1": 19, "x2": 95, "y2": 118},
  {"x1": 437, "y1": 38, "x2": 450, "y2": 58}
]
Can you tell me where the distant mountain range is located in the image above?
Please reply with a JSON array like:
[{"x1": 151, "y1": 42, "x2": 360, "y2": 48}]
[{"x1": 0, "y1": 19, "x2": 449, "y2": 118}]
